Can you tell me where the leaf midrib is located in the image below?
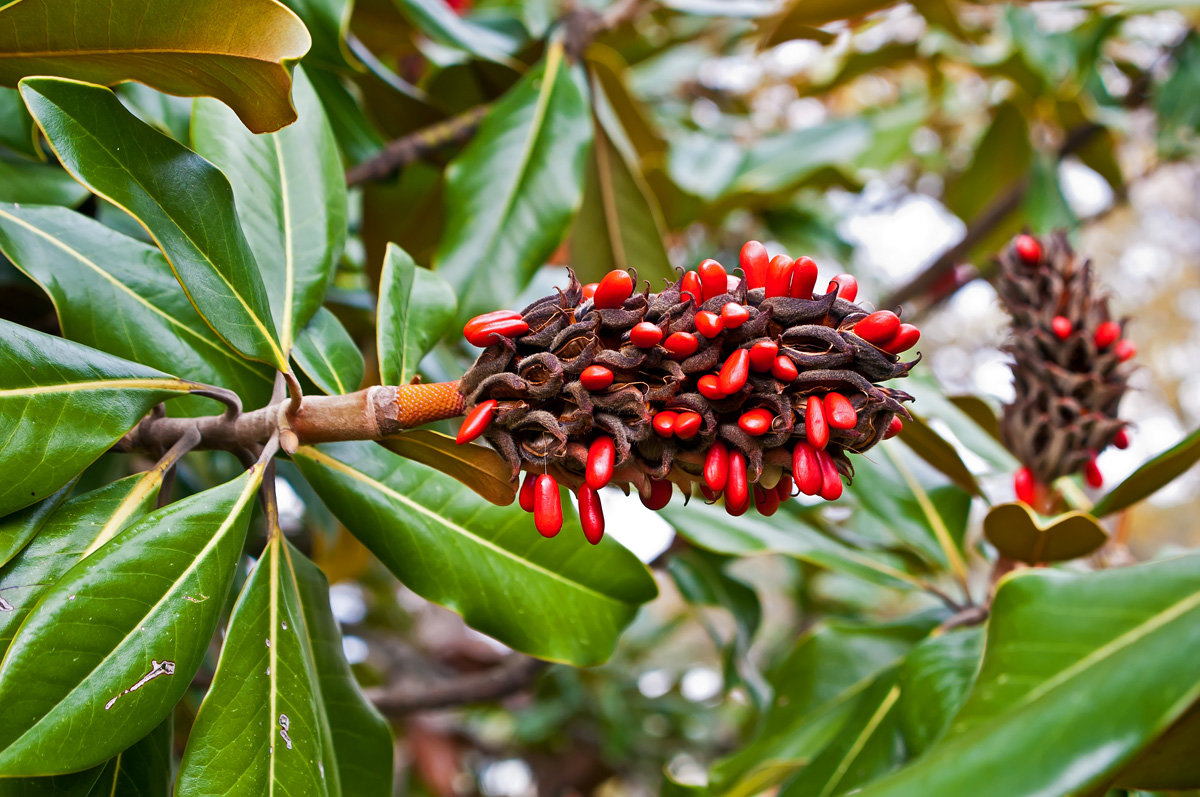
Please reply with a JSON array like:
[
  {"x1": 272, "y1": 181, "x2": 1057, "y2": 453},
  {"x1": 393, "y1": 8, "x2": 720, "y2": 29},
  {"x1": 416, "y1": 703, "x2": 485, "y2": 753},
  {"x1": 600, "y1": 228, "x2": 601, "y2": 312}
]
[{"x1": 0, "y1": 377, "x2": 192, "y2": 397}]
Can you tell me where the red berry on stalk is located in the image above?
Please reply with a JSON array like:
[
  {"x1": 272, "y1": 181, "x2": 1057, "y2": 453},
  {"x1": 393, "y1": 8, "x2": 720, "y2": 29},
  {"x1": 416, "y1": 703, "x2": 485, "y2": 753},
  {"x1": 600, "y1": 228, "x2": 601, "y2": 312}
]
[
  {"x1": 653, "y1": 411, "x2": 679, "y2": 437},
  {"x1": 884, "y1": 416, "x2": 904, "y2": 439},
  {"x1": 518, "y1": 472, "x2": 537, "y2": 512},
  {"x1": 700, "y1": 485, "x2": 719, "y2": 502},
  {"x1": 694, "y1": 310, "x2": 724, "y2": 338},
  {"x1": 580, "y1": 364, "x2": 614, "y2": 391},
  {"x1": 593, "y1": 269, "x2": 634, "y2": 309},
  {"x1": 1113, "y1": 428, "x2": 1130, "y2": 449},
  {"x1": 1051, "y1": 316, "x2": 1073, "y2": 339},
  {"x1": 674, "y1": 411, "x2": 703, "y2": 440},
  {"x1": 456, "y1": 399, "x2": 497, "y2": 444},
  {"x1": 754, "y1": 485, "x2": 781, "y2": 516},
  {"x1": 697, "y1": 374, "x2": 726, "y2": 400},
  {"x1": 630, "y1": 322, "x2": 663, "y2": 348},
  {"x1": 776, "y1": 474, "x2": 794, "y2": 500},
  {"x1": 641, "y1": 479, "x2": 673, "y2": 510},
  {"x1": 581, "y1": 283, "x2": 598, "y2": 300},
  {"x1": 534, "y1": 475, "x2": 562, "y2": 537},
  {"x1": 882, "y1": 323, "x2": 921, "y2": 354},
  {"x1": 740, "y1": 240, "x2": 769, "y2": 289},
  {"x1": 1084, "y1": 456, "x2": 1104, "y2": 488},
  {"x1": 719, "y1": 349, "x2": 751, "y2": 394},
  {"x1": 704, "y1": 442, "x2": 729, "y2": 492},
  {"x1": 815, "y1": 449, "x2": 843, "y2": 500},
  {"x1": 464, "y1": 317, "x2": 529, "y2": 347},
  {"x1": 698, "y1": 259, "x2": 728, "y2": 302},
  {"x1": 725, "y1": 451, "x2": 749, "y2": 516},
  {"x1": 806, "y1": 395, "x2": 829, "y2": 449},
  {"x1": 824, "y1": 392, "x2": 857, "y2": 430},
  {"x1": 464, "y1": 310, "x2": 521, "y2": 338},
  {"x1": 586, "y1": 436, "x2": 616, "y2": 490},
  {"x1": 738, "y1": 408, "x2": 774, "y2": 436},
  {"x1": 1094, "y1": 321, "x2": 1120, "y2": 348},
  {"x1": 720, "y1": 303, "x2": 750, "y2": 328},
  {"x1": 765, "y1": 254, "x2": 794, "y2": 298},
  {"x1": 772, "y1": 355, "x2": 798, "y2": 382},
  {"x1": 793, "y1": 442, "x2": 822, "y2": 496},
  {"x1": 748, "y1": 340, "x2": 779, "y2": 372},
  {"x1": 828, "y1": 274, "x2": 858, "y2": 302},
  {"x1": 854, "y1": 311, "x2": 901, "y2": 344},
  {"x1": 1115, "y1": 339, "x2": 1137, "y2": 361},
  {"x1": 681, "y1": 271, "x2": 702, "y2": 306},
  {"x1": 578, "y1": 485, "x2": 605, "y2": 544},
  {"x1": 1014, "y1": 234, "x2": 1042, "y2": 265},
  {"x1": 1013, "y1": 467, "x2": 1037, "y2": 506},
  {"x1": 790, "y1": 256, "x2": 818, "y2": 299},
  {"x1": 664, "y1": 332, "x2": 699, "y2": 359}
]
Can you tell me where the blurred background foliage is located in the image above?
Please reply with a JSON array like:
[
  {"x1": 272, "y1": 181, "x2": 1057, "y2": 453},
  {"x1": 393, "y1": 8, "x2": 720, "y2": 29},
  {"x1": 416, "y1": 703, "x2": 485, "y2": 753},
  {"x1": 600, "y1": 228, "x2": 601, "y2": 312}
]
[{"x1": 2, "y1": 0, "x2": 1200, "y2": 793}]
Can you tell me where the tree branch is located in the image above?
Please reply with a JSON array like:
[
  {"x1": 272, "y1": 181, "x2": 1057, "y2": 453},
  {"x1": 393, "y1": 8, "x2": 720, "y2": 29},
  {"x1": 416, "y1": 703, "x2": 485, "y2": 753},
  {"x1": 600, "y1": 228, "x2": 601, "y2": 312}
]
[
  {"x1": 365, "y1": 654, "x2": 547, "y2": 715},
  {"x1": 345, "y1": 106, "x2": 491, "y2": 187}
]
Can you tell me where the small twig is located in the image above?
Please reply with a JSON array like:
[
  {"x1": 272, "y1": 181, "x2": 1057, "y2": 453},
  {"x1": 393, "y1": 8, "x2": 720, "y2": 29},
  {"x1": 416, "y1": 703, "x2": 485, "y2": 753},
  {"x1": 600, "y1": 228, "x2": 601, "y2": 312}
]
[
  {"x1": 345, "y1": 105, "x2": 491, "y2": 187},
  {"x1": 936, "y1": 605, "x2": 989, "y2": 634},
  {"x1": 154, "y1": 426, "x2": 201, "y2": 509},
  {"x1": 365, "y1": 654, "x2": 547, "y2": 715},
  {"x1": 190, "y1": 385, "x2": 243, "y2": 418},
  {"x1": 283, "y1": 370, "x2": 303, "y2": 418}
]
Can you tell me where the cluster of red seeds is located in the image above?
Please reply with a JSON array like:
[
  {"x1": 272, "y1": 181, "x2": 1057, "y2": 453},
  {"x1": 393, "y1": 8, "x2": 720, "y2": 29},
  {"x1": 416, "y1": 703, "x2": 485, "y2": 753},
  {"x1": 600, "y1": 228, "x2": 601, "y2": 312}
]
[{"x1": 456, "y1": 242, "x2": 920, "y2": 543}]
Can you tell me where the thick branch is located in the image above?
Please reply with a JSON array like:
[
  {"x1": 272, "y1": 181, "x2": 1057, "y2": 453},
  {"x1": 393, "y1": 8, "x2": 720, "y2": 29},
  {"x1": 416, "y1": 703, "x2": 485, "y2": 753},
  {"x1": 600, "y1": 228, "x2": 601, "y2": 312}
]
[
  {"x1": 365, "y1": 654, "x2": 547, "y2": 715},
  {"x1": 345, "y1": 106, "x2": 490, "y2": 187}
]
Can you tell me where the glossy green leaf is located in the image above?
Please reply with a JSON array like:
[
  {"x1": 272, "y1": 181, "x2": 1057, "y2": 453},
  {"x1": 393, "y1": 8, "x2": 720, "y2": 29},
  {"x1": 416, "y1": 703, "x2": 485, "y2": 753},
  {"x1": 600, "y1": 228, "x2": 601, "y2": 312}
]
[
  {"x1": 1116, "y1": 700, "x2": 1200, "y2": 790},
  {"x1": 0, "y1": 203, "x2": 274, "y2": 413},
  {"x1": 0, "y1": 320, "x2": 193, "y2": 517},
  {"x1": 292, "y1": 307, "x2": 365, "y2": 395},
  {"x1": 20, "y1": 77, "x2": 286, "y2": 369},
  {"x1": 435, "y1": 42, "x2": 592, "y2": 323},
  {"x1": 902, "y1": 377, "x2": 1017, "y2": 473},
  {"x1": 943, "y1": 101, "x2": 1032, "y2": 223},
  {"x1": 729, "y1": 118, "x2": 873, "y2": 198},
  {"x1": 0, "y1": 87, "x2": 37, "y2": 158},
  {"x1": 983, "y1": 502, "x2": 1107, "y2": 563},
  {"x1": 193, "y1": 66, "x2": 347, "y2": 354},
  {"x1": 0, "y1": 472, "x2": 161, "y2": 656},
  {"x1": 378, "y1": 430, "x2": 518, "y2": 506},
  {"x1": 0, "y1": 480, "x2": 74, "y2": 572},
  {"x1": 0, "y1": 158, "x2": 88, "y2": 206},
  {"x1": 1153, "y1": 32, "x2": 1200, "y2": 157},
  {"x1": 294, "y1": 442, "x2": 657, "y2": 665},
  {"x1": 177, "y1": 538, "x2": 342, "y2": 795},
  {"x1": 280, "y1": 0, "x2": 355, "y2": 70},
  {"x1": 0, "y1": 467, "x2": 264, "y2": 775},
  {"x1": 895, "y1": 414, "x2": 981, "y2": 497},
  {"x1": 377, "y1": 243, "x2": 457, "y2": 386},
  {"x1": 857, "y1": 554, "x2": 1200, "y2": 796},
  {"x1": 1023, "y1": 151, "x2": 1077, "y2": 232},
  {"x1": 1092, "y1": 427, "x2": 1200, "y2": 517},
  {"x1": 394, "y1": 0, "x2": 523, "y2": 65},
  {"x1": 0, "y1": 0, "x2": 311, "y2": 134},
  {"x1": 895, "y1": 627, "x2": 984, "y2": 758}
]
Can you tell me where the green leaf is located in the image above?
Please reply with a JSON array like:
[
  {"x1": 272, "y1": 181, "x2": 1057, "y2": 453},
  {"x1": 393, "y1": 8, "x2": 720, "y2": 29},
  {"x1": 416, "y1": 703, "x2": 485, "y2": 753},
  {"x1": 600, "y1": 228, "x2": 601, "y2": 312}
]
[
  {"x1": 760, "y1": 0, "x2": 905, "y2": 46},
  {"x1": 1022, "y1": 151, "x2": 1077, "y2": 232},
  {"x1": 279, "y1": 0, "x2": 356, "y2": 71},
  {"x1": 0, "y1": 320, "x2": 193, "y2": 517},
  {"x1": 0, "y1": 0, "x2": 311, "y2": 134},
  {"x1": 1116, "y1": 700, "x2": 1200, "y2": 790},
  {"x1": 856, "y1": 554, "x2": 1200, "y2": 796},
  {"x1": 0, "y1": 472, "x2": 162, "y2": 657},
  {"x1": 177, "y1": 538, "x2": 345, "y2": 795},
  {"x1": 378, "y1": 430, "x2": 518, "y2": 507},
  {"x1": 943, "y1": 101, "x2": 1031, "y2": 223},
  {"x1": 20, "y1": 77, "x2": 287, "y2": 369},
  {"x1": 1153, "y1": 32, "x2": 1200, "y2": 157},
  {"x1": 983, "y1": 502, "x2": 1108, "y2": 563},
  {"x1": 0, "y1": 87, "x2": 38, "y2": 158},
  {"x1": 0, "y1": 158, "x2": 88, "y2": 206},
  {"x1": 0, "y1": 468, "x2": 265, "y2": 775},
  {"x1": 0, "y1": 480, "x2": 75, "y2": 571},
  {"x1": 193, "y1": 66, "x2": 347, "y2": 354},
  {"x1": 292, "y1": 307, "x2": 365, "y2": 396},
  {"x1": 435, "y1": 42, "x2": 593, "y2": 323},
  {"x1": 729, "y1": 117, "x2": 873, "y2": 198},
  {"x1": 394, "y1": 0, "x2": 523, "y2": 65},
  {"x1": 377, "y1": 243, "x2": 457, "y2": 386},
  {"x1": 895, "y1": 627, "x2": 984, "y2": 758},
  {"x1": 1092, "y1": 427, "x2": 1200, "y2": 517},
  {"x1": 294, "y1": 442, "x2": 657, "y2": 665},
  {"x1": 0, "y1": 203, "x2": 275, "y2": 413},
  {"x1": 894, "y1": 414, "x2": 981, "y2": 497}
]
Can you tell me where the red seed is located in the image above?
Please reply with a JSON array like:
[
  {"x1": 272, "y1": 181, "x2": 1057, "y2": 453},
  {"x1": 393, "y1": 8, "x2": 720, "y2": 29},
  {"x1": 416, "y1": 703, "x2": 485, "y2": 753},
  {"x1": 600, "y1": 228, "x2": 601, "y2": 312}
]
[
  {"x1": 793, "y1": 442, "x2": 822, "y2": 496},
  {"x1": 790, "y1": 256, "x2": 818, "y2": 299},
  {"x1": 1013, "y1": 467, "x2": 1037, "y2": 506},
  {"x1": 664, "y1": 332, "x2": 699, "y2": 359},
  {"x1": 1051, "y1": 316, "x2": 1073, "y2": 339},
  {"x1": 854, "y1": 310, "x2": 901, "y2": 344},
  {"x1": 828, "y1": 274, "x2": 858, "y2": 302},
  {"x1": 740, "y1": 240, "x2": 769, "y2": 290},
  {"x1": 1084, "y1": 456, "x2": 1104, "y2": 488},
  {"x1": 753, "y1": 485, "x2": 781, "y2": 516},
  {"x1": 578, "y1": 485, "x2": 605, "y2": 545},
  {"x1": 641, "y1": 479, "x2": 673, "y2": 510},
  {"x1": 824, "y1": 393, "x2": 857, "y2": 430},
  {"x1": 698, "y1": 259, "x2": 729, "y2": 302},
  {"x1": 1113, "y1": 428, "x2": 1130, "y2": 449},
  {"x1": 806, "y1": 395, "x2": 829, "y2": 449},
  {"x1": 1014, "y1": 234, "x2": 1042, "y2": 265},
  {"x1": 593, "y1": 269, "x2": 635, "y2": 309},
  {"x1": 776, "y1": 474, "x2": 794, "y2": 500},
  {"x1": 772, "y1": 355, "x2": 798, "y2": 382},
  {"x1": 726, "y1": 451, "x2": 749, "y2": 515},
  {"x1": 534, "y1": 475, "x2": 562, "y2": 537},
  {"x1": 463, "y1": 310, "x2": 521, "y2": 339},
  {"x1": 653, "y1": 411, "x2": 679, "y2": 437},
  {"x1": 815, "y1": 449, "x2": 843, "y2": 500},
  {"x1": 720, "y1": 303, "x2": 750, "y2": 328},
  {"x1": 456, "y1": 399, "x2": 497, "y2": 444},
  {"x1": 697, "y1": 374, "x2": 726, "y2": 400},
  {"x1": 1094, "y1": 321, "x2": 1120, "y2": 348},
  {"x1": 681, "y1": 271, "x2": 703, "y2": 306},
  {"x1": 630, "y1": 322, "x2": 663, "y2": 348},
  {"x1": 464, "y1": 318, "x2": 529, "y2": 347},
  {"x1": 694, "y1": 310, "x2": 724, "y2": 338},
  {"x1": 704, "y1": 442, "x2": 729, "y2": 492},
  {"x1": 581, "y1": 283, "x2": 598, "y2": 300},
  {"x1": 1115, "y1": 339, "x2": 1137, "y2": 361},
  {"x1": 884, "y1": 416, "x2": 904, "y2": 439},
  {"x1": 719, "y1": 349, "x2": 751, "y2": 394},
  {"x1": 580, "y1": 364, "x2": 614, "y2": 391},
  {"x1": 882, "y1": 323, "x2": 920, "y2": 354},
  {"x1": 586, "y1": 436, "x2": 616, "y2": 490},
  {"x1": 674, "y1": 411, "x2": 703, "y2": 440},
  {"x1": 518, "y1": 472, "x2": 537, "y2": 512},
  {"x1": 699, "y1": 485, "x2": 719, "y2": 502},
  {"x1": 765, "y1": 254, "x2": 794, "y2": 298},
  {"x1": 748, "y1": 340, "x2": 779, "y2": 372},
  {"x1": 738, "y1": 408, "x2": 774, "y2": 436}
]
